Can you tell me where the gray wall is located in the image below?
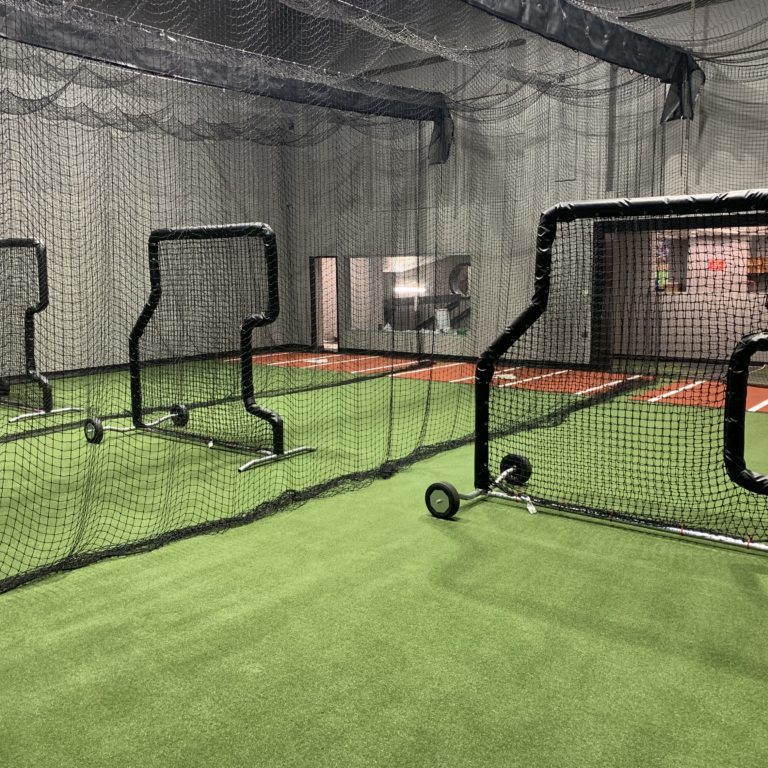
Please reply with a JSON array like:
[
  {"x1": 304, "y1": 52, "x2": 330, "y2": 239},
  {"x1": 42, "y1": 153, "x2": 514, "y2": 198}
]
[
  {"x1": 1, "y1": 41, "x2": 293, "y2": 373},
  {"x1": 3, "y1": 36, "x2": 768, "y2": 380},
  {"x1": 608, "y1": 228, "x2": 768, "y2": 363}
]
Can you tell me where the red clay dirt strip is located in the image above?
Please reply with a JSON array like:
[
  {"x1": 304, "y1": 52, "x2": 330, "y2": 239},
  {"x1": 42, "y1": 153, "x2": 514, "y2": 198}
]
[
  {"x1": 247, "y1": 352, "x2": 768, "y2": 412},
  {"x1": 251, "y1": 351, "x2": 421, "y2": 375},
  {"x1": 631, "y1": 380, "x2": 768, "y2": 412}
]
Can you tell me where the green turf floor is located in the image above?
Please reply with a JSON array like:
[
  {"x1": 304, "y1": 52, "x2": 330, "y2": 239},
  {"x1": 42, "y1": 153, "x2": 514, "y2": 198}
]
[
  {"x1": 489, "y1": 394, "x2": 768, "y2": 539},
  {"x1": 0, "y1": 356, "x2": 403, "y2": 439},
  {"x1": 1, "y1": 444, "x2": 768, "y2": 768},
  {"x1": 0, "y1": 371, "x2": 475, "y2": 585},
  {"x1": 746, "y1": 410, "x2": 768, "y2": 475},
  {"x1": 2, "y1": 364, "x2": 768, "y2": 586}
]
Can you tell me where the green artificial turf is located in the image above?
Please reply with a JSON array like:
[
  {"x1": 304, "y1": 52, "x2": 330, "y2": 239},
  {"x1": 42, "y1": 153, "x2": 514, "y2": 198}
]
[
  {"x1": 1, "y1": 445, "x2": 768, "y2": 768},
  {"x1": 489, "y1": 392, "x2": 768, "y2": 538},
  {"x1": 0, "y1": 371, "x2": 475, "y2": 584},
  {"x1": 2, "y1": 363, "x2": 767, "y2": 587},
  {"x1": 746, "y1": 410, "x2": 768, "y2": 475}
]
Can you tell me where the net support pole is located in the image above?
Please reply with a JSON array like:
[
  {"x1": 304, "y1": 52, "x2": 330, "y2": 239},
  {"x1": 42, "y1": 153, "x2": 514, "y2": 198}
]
[
  {"x1": 474, "y1": 212, "x2": 555, "y2": 490},
  {"x1": 0, "y1": 2, "x2": 453, "y2": 163},
  {"x1": 129, "y1": 235, "x2": 162, "y2": 429},
  {"x1": 241, "y1": 317, "x2": 284, "y2": 456},
  {"x1": 461, "y1": 0, "x2": 704, "y2": 122},
  {"x1": 724, "y1": 331, "x2": 768, "y2": 495},
  {"x1": 238, "y1": 224, "x2": 285, "y2": 455},
  {"x1": 25, "y1": 240, "x2": 52, "y2": 412}
]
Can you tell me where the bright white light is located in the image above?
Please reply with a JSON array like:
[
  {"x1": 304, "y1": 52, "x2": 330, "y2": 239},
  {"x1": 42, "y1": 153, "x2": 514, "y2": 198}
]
[{"x1": 393, "y1": 285, "x2": 427, "y2": 296}]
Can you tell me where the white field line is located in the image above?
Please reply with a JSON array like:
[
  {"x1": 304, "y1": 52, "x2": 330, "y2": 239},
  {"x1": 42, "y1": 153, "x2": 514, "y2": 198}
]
[
  {"x1": 347, "y1": 359, "x2": 418, "y2": 375},
  {"x1": 573, "y1": 374, "x2": 643, "y2": 397},
  {"x1": 748, "y1": 396, "x2": 768, "y2": 413},
  {"x1": 647, "y1": 380, "x2": 706, "y2": 403},
  {"x1": 498, "y1": 369, "x2": 570, "y2": 388},
  {"x1": 226, "y1": 350, "x2": 295, "y2": 363},
  {"x1": 266, "y1": 354, "x2": 363, "y2": 368},
  {"x1": 391, "y1": 362, "x2": 465, "y2": 378},
  {"x1": 450, "y1": 366, "x2": 521, "y2": 384},
  {"x1": 298, "y1": 355, "x2": 379, "y2": 370},
  {"x1": 266, "y1": 355, "x2": 315, "y2": 366}
]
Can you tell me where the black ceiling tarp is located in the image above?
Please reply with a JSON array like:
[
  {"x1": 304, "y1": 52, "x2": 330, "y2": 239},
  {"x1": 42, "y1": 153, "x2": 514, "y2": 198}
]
[
  {"x1": 0, "y1": 2, "x2": 453, "y2": 162},
  {"x1": 462, "y1": 0, "x2": 704, "y2": 121}
]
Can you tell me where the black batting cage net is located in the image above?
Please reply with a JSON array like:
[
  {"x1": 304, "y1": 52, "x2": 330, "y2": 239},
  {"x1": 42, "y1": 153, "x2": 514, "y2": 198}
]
[
  {"x1": 477, "y1": 194, "x2": 768, "y2": 542},
  {"x1": 1, "y1": 0, "x2": 768, "y2": 590}
]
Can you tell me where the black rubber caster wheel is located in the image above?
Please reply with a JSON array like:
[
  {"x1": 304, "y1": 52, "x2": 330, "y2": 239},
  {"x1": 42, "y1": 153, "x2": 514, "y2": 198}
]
[
  {"x1": 84, "y1": 417, "x2": 104, "y2": 444},
  {"x1": 425, "y1": 481, "x2": 460, "y2": 520},
  {"x1": 498, "y1": 453, "x2": 532, "y2": 487},
  {"x1": 169, "y1": 404, "x2": 189, "y2": 427}
]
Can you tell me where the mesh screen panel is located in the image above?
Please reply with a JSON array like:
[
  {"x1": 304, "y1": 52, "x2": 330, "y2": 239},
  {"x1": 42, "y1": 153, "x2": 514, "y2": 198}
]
[
  {"x1": 487, "y1": 207, "x2": 768, "y2": 540},
  {"x1": 0, "y1": 240, "x2": 47, "y2": 413},
  {"x1": 2, "y1": 0, "x2": 768, "y2": 590},
  {"x1": 134, "y1": 229, "x2": 275, "y2": 450}
]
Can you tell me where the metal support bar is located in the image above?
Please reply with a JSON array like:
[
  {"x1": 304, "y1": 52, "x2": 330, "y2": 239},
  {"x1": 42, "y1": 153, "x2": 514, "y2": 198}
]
[
  {"x1": 238, "y1": 445, "x2": 316, "y2": 473},
  {"x1": 8, "y1": 405, "x2": 80, "y2": 424},
  {"x1": 458, "y1": 488, "x2": 485, "y2": 501}
]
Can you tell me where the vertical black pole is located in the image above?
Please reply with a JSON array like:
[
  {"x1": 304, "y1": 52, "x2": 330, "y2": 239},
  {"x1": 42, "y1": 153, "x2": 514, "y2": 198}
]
[
  {"x1": 26, "y1": 241, "x2": 53, "y2": 411},
  {"x1": 241, "y1": 314, "x2": 284, "y2": 455},
  {"x1": 129, "y1": 237, "x2": 162, "y2": 428},
  {"x1": 724, "y1": 331, "x2": 768, "y2": 495},
  {"x1": 472, "y1": 210, "x2": 557, "y2": 491},
  {"x1": 474, "y1": 357, "x2": 494, "y2": 489},
  {"x1": 239, "y1": 224, "x2": 284, "y2": 454}
]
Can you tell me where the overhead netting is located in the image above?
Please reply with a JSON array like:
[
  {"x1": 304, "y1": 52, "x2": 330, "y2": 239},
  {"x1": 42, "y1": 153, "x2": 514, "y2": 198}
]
[{"x1": 2, "y1": 0, "x2": 768, "y2": 590}]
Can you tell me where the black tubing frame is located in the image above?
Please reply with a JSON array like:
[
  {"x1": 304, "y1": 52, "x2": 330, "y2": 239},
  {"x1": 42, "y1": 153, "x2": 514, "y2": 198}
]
[
  {"x1": 474, "y1": 188, "x2": 768, "y2": 491},
  {"x1": 0, "y1": 237, "x2": 53, "y2": 412},
  {"x1": 724, "y1": 331, "x2": 768, "y2": 495},
  {"x1": 129, "y1": 222, "x2": 284, "y2": 453}
]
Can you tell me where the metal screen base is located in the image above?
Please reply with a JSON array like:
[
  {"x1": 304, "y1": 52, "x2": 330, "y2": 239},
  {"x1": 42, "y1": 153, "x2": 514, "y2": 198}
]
[
  {"x1": 85, "y1": 409, "x2": 315, "y2": 473},
  {"x1": 476, "y1": 487, "x2": 768, "y2": 553},
  {"x1": 238, "y1": 446, "x2": 315, "y2": 472},
  {"x1": 8, "y1": 406, "x2": 81, "y2": 424}
]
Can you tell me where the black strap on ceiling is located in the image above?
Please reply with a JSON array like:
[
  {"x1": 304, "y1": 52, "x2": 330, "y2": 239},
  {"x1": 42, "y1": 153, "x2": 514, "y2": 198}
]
[
  {"x1": 0, "y1": 2, "x2": 453, "y2": 163},
  {"x1": 462, "y1": 0, "x2": 704, "y2": 121}
]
